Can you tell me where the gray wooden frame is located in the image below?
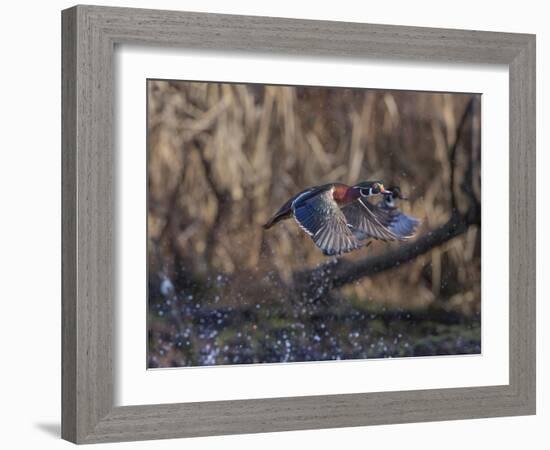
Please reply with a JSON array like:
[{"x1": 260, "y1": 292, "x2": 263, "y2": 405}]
[{"x1": 61, "y1": 4, "x2": 536, "y2": 444}]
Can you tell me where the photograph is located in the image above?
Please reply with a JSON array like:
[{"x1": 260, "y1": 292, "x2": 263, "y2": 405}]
[{"x1": 146, "y1": 79, "x2": 482, "y2": 368}]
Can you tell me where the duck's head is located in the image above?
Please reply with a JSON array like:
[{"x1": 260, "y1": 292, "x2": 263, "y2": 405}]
[{"x1": 352, "y1": 180, "x2": 390, "y2": 198}]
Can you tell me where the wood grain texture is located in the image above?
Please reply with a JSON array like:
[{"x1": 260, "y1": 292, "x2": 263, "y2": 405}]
[
  {"x1": 62, "y1": 5, "x2": 114, "y2": 442},
  {"x1": 61, "y1": 4, "x2": 536, "y2": 444},
  {"x1": 61, "y1": 7, "x2": 77, "y2": 443},
  {"x1": 508, "y1": 37, "x2": 536, "y2": 410}
]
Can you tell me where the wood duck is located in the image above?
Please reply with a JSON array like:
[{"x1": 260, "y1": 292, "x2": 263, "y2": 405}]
[
  {"x1": 376, "y1": 186, "x2": 421, "y2": 239},
  {"x1": 263, "y1": 181, "x2": 410, "y2": 256}
]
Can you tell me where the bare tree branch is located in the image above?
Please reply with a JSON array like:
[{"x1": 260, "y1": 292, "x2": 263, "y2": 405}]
[
  {"x1": 449, "y1": 97, "x2": 475, "y2": 211},
  {"x1": 293, "y1": 211, "x2": 473, "y2": 301}
]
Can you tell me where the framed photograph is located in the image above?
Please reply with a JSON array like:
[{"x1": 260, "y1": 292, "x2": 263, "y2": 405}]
[{"x1": 62, "y1": 5, "x2": 536, "y2": 444}]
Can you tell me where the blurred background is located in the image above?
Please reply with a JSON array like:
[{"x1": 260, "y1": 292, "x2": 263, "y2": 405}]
[{"x1": 147, "y1": 79, "x2": 481, "y2": 368}]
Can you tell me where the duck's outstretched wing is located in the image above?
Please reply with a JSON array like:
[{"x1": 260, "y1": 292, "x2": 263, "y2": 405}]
[
  {"x1": 386, "y1": 211, "x2": 421, "y2": 238},
  {"x1": 374, "y1": 199, "x2": 421, "y2": 239},
  {"x1": 292, "y1": 189, "x2": 361, "y2": 256},
  {"x1": 341, "y1": 198, "x2": 403, "y2": 241}
]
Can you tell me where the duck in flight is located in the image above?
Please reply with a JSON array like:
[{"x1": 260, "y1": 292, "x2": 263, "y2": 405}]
[{"x1": 263, "y1": 181, "x2": 419, "y2": 256}]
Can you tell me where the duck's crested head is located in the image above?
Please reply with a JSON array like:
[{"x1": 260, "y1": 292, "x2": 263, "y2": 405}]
[{"x1": 353, "y1": 180, "x2": 390, "y2": 198}]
